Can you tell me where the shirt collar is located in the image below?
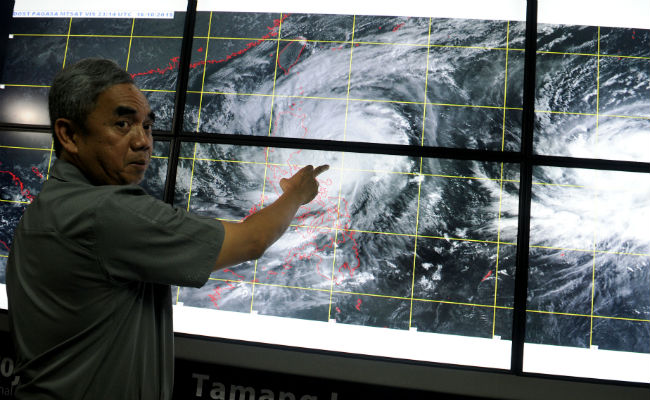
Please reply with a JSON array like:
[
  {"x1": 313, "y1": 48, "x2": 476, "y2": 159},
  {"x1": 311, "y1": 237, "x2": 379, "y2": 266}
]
[{"x1": 50, "y1": 158, "x2": 93, "y2": 185}]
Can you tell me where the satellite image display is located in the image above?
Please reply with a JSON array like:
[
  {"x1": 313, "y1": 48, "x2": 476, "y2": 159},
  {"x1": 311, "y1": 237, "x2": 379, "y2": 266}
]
[
  {"x1": 183, "y1": 13, "x2": 525, "y2": 152},
  {"x1": 174, "y1": 142, "x2": 518, "y2": 338},
  {"x1": 173, "y1": 10, "x2": 649, "y2": 356},
  {"x1": 0, "y1": 3, "x2": 648, "y2": 374},
  {"x1": 529, "y1": 24, "x2": 650, "y2": 354},
  {"x1": 173, "y1": 11, "x2": 526, "y2": 345}
]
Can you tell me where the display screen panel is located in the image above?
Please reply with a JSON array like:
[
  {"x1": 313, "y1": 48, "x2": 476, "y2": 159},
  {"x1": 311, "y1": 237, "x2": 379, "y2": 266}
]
[
  {"x1": 533, "y1": 4, "x2": 650, "y2": 163},
  {"x1": 521, "y1": 0, "x2": 650, "y2": 383},
  {"x1": 0, "y1": 129, "x2": 170, "y2": 308},
  {"x1": 524, "y1": 165, "x2": 650, "y2": 382},
  {"x1": 183, "y1": 3, "x2": 525, "y2": 152},
  {"x1": 1, "y1": 0, "x2": 189, "y2": 131},
  {"x1": 171, "y1": 141, "x2": 519, "y2": 368}
]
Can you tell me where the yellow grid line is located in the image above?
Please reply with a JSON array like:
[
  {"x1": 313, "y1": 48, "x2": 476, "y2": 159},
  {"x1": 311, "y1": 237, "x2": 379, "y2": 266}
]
[
  {"x1": 2, "y1": 84, "x2": 50, "y2": 88},
  {"x1": 175, "y1": 85, "x2": 650, "y2": 119},
  {"x1": 492, "y1": 21, "x2": 511, "y2": 337},
  {"x1": 599, "y1": 114, "x2": 650, "y2": 120},
  {"x1": 596, "y1": 53, "x2": 650, "y2": 60},
  {"x1": 248, "y1": 148, "x2": 271, "y2": 313},
  {"x1": 13, "y1": 30, "x2": 650, "y2": 57},
  {"x1": 185, "y1": 143, "x2": 199, "y2": 212},
  {"x1": 0, "y1": 145, "x2": 50, "y2": 151},
  {"x1": 332, "y1": 289, "x2": 414, "y2": 301},
  {"x1": 343, "y1": 17, "x2": 357, "y2": 139},
  {"x1": 41, "y1": 19, "x2": 73, "y2": 179},
  {"x1": 429, "y1": 43, "x2": 517, "y2": 52},
  {"x1": 501, "y1": 22, "x2": 511, "y2": 152},
  {"x1": 408, "y1": 160, "x2": 424, "y2": 329},
  {"x1": 201, "y1": 217, "x2": 649, "y2": 256},
  {"x1": 177, "y1": 13, "x2": 216, "y2": 305},
  {"x1": 265, "y1": 15, "x2": 285, "y2": 137},
  {"x1": 127, "y1": 35, "x2": 183, "y2": 39},
  {"x1": 194, "y1": 12, "x2": 213, "y2": 135},
  {"x1": 12, "y1": 33, "x2": 183, "y2": 39},
  {"x1": 125, "y1": 18, "x2": 135, "y2": 71},
  {"x1": 530, "y1": 244, "x2": 650, "y2": 257},
  {"x1": 408, "y1": 17, "x2": 432, "y2": 329},
  {"x1": 16, "y1": 30, "x2": 650, "y2": 59},
  {"x1": 531, "y1": 182, "x2": 585, "y2": 188},
  {"x1": 61, "y1": 19, "x2": 73, "y2": 69},
  {"x1": 171, "y1": 157, "x2": 586, "y2": 186},
  {"x1": 183, "y1": 154, "x2": 650, "y2": 195},
  {"x1": 588, "y1": 27, "x2": 602, "y2": 348},
  {"x1": 2, "y1": 143, "x2": 634, "y2": 192},
  {"x1": 493, "y1": 164, "x2": 506, "y2": 336},
  {"x1": 182, "y1": 156, "x2": 265, "y2": 164},
  {"x1": 3, "y1": 83, "x2": 648, "y2": 120},
  {"x1": 11, "y1": 33, "x2": 69, "y2": 37},
  {"x1": 45, "y1": 140, "x2": 55, "y2": 179},
  {"x1": 526, "y1": 309, "x2": 650, "y2": 322},
  {"x1": 417, "y1": 298, "x2": 511, "y2": 309},
  {"x1": 176, "y1": 152, "x2": 199, "y2": 302},
  {"x1": 200, "y1": 278, "x2": 650, "y2": 324},
  {"x1": 190, "y1": 35, "x2": 523, "y2": 53},
  {"x1": 0, "y1": 198, "x2": 30, "y2": 205},
  {"x1": 185, "y1": 90, "x2": 522, "y2": 110},
  {"x1": 140, "y1": 89, "x2": 176, "y2": 93},
  {"x1": 328, "y1": 15, "x2": 357, "y2": 320},
  {"x1": 207, "y1": 217, "x2": 514, "y2": 244},
  {"x1": 250, "y1": 14, "x2": 287, "y2": 313},
  {"x1": 538, "y1": 49, "x2": 650, "y2": 60},
  {"x1": 182, "y1": 12, "x2": 214, "y2": 212},
  {"x1": 248, "y1": 281, "x2": 329, "y2": 293},
  {"x1": 540, "y1": 112, "x2": 647, "y2": 120}
]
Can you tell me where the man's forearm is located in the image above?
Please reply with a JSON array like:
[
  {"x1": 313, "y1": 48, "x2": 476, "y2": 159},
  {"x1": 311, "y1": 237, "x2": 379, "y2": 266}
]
[
  {"x1": 242, "y1": 190, "x2": 304, "y2": 252},
  {"x1": 212, "y1": 164, "x2": 327, "y2": 270}
]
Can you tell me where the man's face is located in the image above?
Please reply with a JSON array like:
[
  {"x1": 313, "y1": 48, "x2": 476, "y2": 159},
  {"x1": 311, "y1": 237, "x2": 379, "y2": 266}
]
[{"x1": 75, "y1": 83, "x2": 155, "y2": 185}]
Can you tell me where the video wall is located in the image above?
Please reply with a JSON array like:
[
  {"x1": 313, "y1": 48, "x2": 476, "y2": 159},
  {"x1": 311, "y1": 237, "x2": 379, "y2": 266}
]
[{"x1": 1, "y1": 0, "x2": 648, "y2": 383}]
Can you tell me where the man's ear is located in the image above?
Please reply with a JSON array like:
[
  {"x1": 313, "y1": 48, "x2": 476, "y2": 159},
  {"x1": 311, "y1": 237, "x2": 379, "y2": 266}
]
[{"x1": 53, "y1": 118, "x2": 81, "y2": 155}]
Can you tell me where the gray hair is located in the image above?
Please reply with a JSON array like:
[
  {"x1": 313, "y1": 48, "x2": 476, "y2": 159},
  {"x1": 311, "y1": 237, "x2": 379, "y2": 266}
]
[{"x1": 48, "y1": 58, "x2": 134, "y2": 156}]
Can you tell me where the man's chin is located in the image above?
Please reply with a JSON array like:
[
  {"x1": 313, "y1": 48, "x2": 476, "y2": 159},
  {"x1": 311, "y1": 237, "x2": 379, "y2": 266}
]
[
  {"x1": 121, "y1": 172, "x2": 146, "y2": 185},
  {"x1": 123, "y1": 164, "x2": 148, "y2": 184},
  {"x1": 130, "y1": 175, "x2": 146, "y2": 185}
]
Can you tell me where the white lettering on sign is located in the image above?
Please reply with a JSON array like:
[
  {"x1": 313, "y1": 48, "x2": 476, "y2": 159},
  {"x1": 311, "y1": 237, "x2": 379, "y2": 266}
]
[
  {"x1": 191, "y1": 373, "x2": 337, "y2": 400},
  {"x1": 229, "y1": 385, "x2": 255, "y2": 400},
  {"x1": 193, "y1": 373, "x2": 210, "y2": 397},
  {"x1": 0, "y1": 357, "x2": 13, "y2": 378}
]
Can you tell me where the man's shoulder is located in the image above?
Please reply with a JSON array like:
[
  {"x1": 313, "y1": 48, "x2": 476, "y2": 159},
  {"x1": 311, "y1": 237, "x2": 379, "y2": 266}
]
[
  {"x1": 22, "y1": 172, "x2": 154, "y2": 238},
  {"x1": 36, "y1": 177, "x2": 148, "y2": 210}
]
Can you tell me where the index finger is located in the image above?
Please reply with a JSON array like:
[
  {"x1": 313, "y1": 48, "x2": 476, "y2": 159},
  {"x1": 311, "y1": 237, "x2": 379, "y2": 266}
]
[{"x1": 313, "y1": 164, "x2": 329, "y2": 177}]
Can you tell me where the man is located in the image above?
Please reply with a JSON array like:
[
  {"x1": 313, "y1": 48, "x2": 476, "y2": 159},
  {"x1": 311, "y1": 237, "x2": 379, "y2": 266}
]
[{"x1": 6, "y1": 58, "x2": 328, "y2": 399}]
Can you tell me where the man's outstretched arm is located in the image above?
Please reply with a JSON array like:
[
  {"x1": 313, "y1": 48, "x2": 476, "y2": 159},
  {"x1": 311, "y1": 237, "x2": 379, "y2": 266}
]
[{"x1": 212, "y1": 164, "x2": 329, "y2": 271}]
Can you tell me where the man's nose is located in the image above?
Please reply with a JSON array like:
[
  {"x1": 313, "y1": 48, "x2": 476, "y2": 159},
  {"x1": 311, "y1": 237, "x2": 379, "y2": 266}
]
[{"x1": 131, "y1": 125, "x2": 152, "y2": 150}]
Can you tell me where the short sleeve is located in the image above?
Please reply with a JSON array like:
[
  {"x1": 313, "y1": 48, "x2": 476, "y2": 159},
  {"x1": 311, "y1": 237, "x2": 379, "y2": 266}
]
[{"x1": 93, "y1": 185, "x2": 224, "y2": 287}]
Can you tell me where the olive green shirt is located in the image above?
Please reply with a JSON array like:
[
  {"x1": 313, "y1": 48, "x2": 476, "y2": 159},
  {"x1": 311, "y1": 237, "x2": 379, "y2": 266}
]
[{"x1": 7, "y1": 159, "x2": 224, "y2": 399}]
